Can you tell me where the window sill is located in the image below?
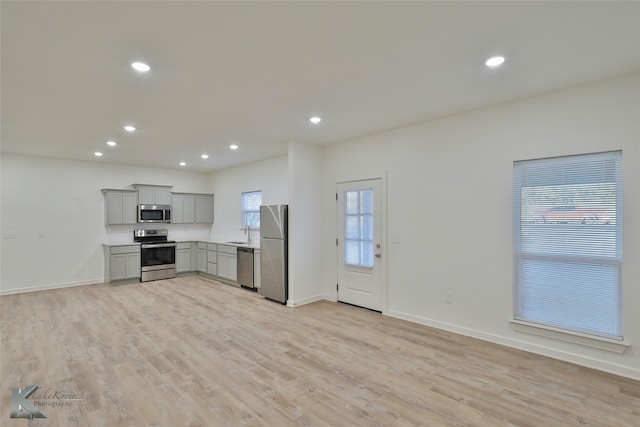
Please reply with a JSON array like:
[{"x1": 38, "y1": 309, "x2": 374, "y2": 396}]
[{"x1": 509, "y1": 319, "x2": 630, "y2": 354}]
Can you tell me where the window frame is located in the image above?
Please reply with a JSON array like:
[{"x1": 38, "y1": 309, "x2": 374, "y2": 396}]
[
  {"x1": 513, "y1": 151, "x2": 623, "y2": 344},
  {"x1": 241, "y1": 190, "x2": 262, "y2": 228}
]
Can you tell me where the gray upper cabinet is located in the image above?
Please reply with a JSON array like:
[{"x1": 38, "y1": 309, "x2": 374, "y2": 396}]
[
  {"x1": 172, "y1": 193, "x2": 213, "y2": 224},
  {"x1": 133, "y1": 184, "x2": 172, "y2": 205},
  {"x1": 184, "y1": 196, "x2": 196, "y2": 223},
  {"x1": 103, "y1": 186, "x2": 212, "y2": 225},
  {"x1": 172, "y1": 193, "x2": 196, "y2": 224},
  {"x1": 102, "y1": 189, "x2": 138, "y2": 225},
  {"x1": 195, "y1": 194, "x2": 214, "y2": 223}
]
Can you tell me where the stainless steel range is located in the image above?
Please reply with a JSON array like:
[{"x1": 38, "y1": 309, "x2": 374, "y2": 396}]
[{"x1": 134, "y1": 229, "x2": 176, "y2": 282}]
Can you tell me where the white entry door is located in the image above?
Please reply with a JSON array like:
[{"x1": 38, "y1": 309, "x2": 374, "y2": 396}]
[{"x1": 337, "y1": 179, "x2": 384, "y2": 311}]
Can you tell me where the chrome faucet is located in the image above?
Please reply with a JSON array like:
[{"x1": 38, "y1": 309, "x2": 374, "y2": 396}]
[{"x1": 244, "y1": 225, "x2": 252, "y2": 243}]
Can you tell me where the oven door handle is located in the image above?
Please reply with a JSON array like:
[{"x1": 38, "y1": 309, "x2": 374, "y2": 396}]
[{"x1": 141, "y1": 243, "x2": 176, "y2": 249}]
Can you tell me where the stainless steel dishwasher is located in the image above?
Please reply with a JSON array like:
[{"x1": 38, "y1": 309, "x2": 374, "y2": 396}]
[{"x1": 237, "y1": 247, "x2": 255, "y2": 289}]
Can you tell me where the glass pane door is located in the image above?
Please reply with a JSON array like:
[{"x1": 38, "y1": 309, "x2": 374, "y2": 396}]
[{"x1": 344, "y1": 188, "x2": 373, "y2": 267}]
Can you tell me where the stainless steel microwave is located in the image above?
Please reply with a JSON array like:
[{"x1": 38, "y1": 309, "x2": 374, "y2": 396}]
[{"x1": 137, "y1": 205, "x2": 171, "y2": 223}]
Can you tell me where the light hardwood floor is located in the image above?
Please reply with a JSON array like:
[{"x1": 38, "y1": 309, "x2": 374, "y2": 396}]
[{"x1": 1, "y1": 276, "x2": 638, "y2": 426}]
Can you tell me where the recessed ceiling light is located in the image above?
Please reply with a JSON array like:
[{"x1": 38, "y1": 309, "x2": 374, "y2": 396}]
[
  {"x1": 310, "y1": 116, "x2": 322, "y2": 124},
  {"x1": 106, "y1": 140, "x2": 117, "y2": 147},
  {"x1": 485, "y1": 55, "x2": 506, "y2": 68},
  {"x1": 131, "y1": 62, "x2": 150, "y2": 73},
  {"x1": 179, "y1": 162, "x2": 186, "y2": 166},
  {"x1": 201, "y1": 154, "x2": 209, "y2": 159},
  {"x1": 123, "y1": 125, "x2": 136, "y2": 132},
  {"x1": 229, "y1": 144, "x2": 239, "y2": 150},
  {"x1": 94, "y1": 152, "x2": 103, "y2": 157}
]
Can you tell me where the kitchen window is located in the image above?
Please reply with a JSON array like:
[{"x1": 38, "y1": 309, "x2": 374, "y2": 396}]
[
  {"x1": 242, "y1": 191, "x2": 262, "y2": 228},
  {"x1": 513, "y1": 151, "x2": 623, "y2": 341}
]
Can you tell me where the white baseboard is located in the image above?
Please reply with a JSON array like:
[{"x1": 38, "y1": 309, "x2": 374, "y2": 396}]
[
  {"x1": 385, "y1": 309, "x2": 639, "y2": 381},
  {"x1": 321, "y1": 293, "x2": 338, "y2": 302},
  {"x1": 0, "y1": 278, "x2": 104, "y2": 296},
  {"x1": 287, "y1": 293, "x2": 326, "y2": 307}
]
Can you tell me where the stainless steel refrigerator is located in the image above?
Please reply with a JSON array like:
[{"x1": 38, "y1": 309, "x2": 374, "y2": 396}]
[{"x1": 259, "y1": 204, "x2": 288, "y2": 303}]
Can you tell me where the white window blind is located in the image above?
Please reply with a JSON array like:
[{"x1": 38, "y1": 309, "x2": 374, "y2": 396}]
[
  {"x1": 241, "y1": 191, "x2": 262, "y2": 228},
  {"x1": 513, "y1": 151, "x2": 622, "y2": 340}
]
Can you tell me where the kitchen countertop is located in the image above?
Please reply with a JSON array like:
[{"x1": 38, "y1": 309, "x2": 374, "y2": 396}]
[
  {"x1": 177, "y1": 240, "x2": 260, "y2": 249},
  {"x1": 210, "y1": 241, "x2": 261, "y2": 249},
  {"x1": 103, "y1": 240, "x2": 260, "y2": 249}
]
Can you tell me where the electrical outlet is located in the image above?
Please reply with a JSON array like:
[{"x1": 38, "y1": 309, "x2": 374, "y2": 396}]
[
  {"x1": 445, "y1": 291, "x2": 453, "y2": 304},
  {"x1": 392, "y1": 233, "x2": 400, "y2": 243}
]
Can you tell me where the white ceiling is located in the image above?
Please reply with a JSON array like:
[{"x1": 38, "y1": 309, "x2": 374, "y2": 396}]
[{"x1": 2, "y1": 1, "x2": 640, "y2": 172}]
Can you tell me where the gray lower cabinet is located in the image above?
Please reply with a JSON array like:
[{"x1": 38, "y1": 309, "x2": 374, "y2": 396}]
[
  {"x1": 193, "y1": 242, "x2": 241, "y2": 282},
  {"x1": 254, "y1": 249, "x2": 261, "y2": 287},
  {"x1": 197, "y1": 242, "x2": 207, "y2": 272},
  {"x1": 102, "y1": 190, "x2": 138, "y2": 225},
  {"x1": 207, "y1": 243, "x2": 218, "y2": 276},
  {"x1": 105, "y1": 245, "x2": 140, "y2": 282},
  {"x1": 176, "y1": 242, "x2": 193, "y2": 273},
  {"x1": 217, "y1": 245, "x2": 237, "y2": 281}
]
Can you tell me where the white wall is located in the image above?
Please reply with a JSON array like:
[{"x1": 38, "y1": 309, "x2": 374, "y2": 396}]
[
  {"x1": 208, "y1": 156, "x2": 288, "y2": 242},
  {"x1": 287, "y1": 142, "x2": 324, "y2": 306},
  {"x1": 321, "y1": 73, "x2": 640, "y2": 379},
  {"x1": 0, "y1": 154, "x2": 211, "y2": 294},
  {"x1": 2, "y1": 74, "x2": 637, "y2": 379}
]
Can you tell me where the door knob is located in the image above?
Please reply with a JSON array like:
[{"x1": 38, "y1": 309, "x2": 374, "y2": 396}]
[{"x1": 375, "y1": 253, "x2": 381, "y2": 258}]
